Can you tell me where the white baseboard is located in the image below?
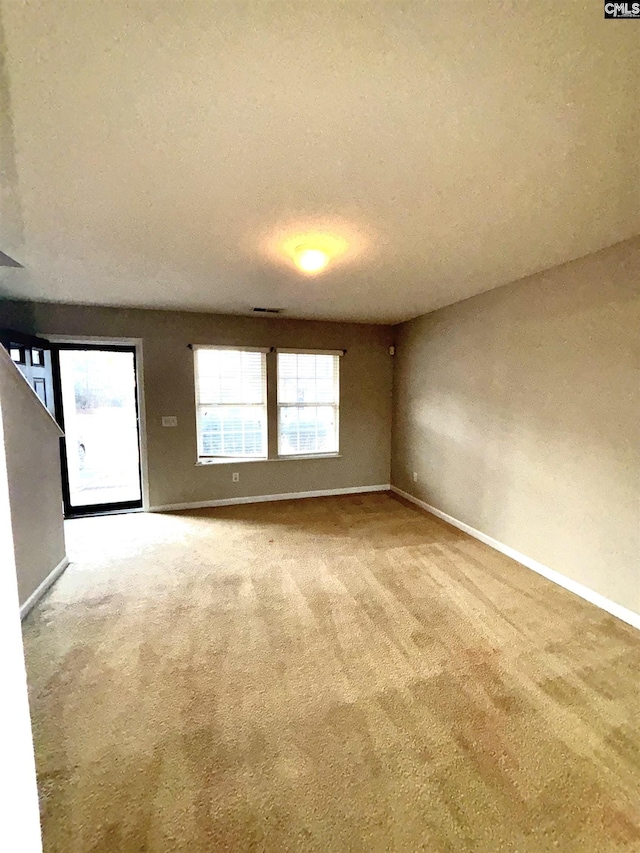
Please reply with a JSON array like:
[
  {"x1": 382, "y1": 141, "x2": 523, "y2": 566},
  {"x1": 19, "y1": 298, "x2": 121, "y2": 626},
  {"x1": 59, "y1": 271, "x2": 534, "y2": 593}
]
[
  {"x1": 390, "y1": 486, "x2": 640, "y2": 631},
  {"x1": 150, "y1": 484, "x2": 391, "y2": 513},
  {"x1": 19, "y1": 556, "x2": 70, "y2": 621}
]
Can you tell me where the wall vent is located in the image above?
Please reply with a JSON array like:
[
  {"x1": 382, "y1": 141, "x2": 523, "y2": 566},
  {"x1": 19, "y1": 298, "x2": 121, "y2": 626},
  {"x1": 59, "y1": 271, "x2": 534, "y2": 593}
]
[{"x1": 252, "y1": 307, "x2": 282, "y2": 314}]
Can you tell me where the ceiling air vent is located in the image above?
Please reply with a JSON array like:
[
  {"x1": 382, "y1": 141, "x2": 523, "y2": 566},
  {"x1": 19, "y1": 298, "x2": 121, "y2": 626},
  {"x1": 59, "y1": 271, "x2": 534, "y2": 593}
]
[
  {"x1": 0, "y1": 250, "x2": 23, "y2": 268},
  {"x1": 252, "y1": 307, "x2": 282, "y2": 314}
]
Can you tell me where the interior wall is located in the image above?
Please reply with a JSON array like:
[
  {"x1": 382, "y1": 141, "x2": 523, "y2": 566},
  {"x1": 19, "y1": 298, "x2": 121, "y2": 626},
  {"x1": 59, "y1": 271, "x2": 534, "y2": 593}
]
[
  {"x1": 391, "y1": 237, "x2": 640, "y2": 616},
  {"x1": 0, "y1": 302, "x2": 394, "y2": 508},
  {"x1": 0, "y1": 381, "x2": 43, "y2": 853},
  {"x1": 0, "y1": 346, "x2": 66, "y2": 606}
]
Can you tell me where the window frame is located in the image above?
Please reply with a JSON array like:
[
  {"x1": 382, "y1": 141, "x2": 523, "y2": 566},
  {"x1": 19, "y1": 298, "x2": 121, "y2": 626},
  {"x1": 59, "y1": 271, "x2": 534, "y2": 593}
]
[
  {"x1": 193, "y1": 345, "x2": 269, "y2": 461},
  {"x1": 276, "y1": 350, "x2": 341, "y2": 458}
]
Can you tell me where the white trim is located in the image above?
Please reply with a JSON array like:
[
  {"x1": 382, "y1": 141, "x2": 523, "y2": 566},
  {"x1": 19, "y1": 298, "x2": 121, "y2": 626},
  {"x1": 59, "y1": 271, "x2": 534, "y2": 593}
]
[
  {"x1": 19, "y1": 557, "x2": 70, "y2": 621},
  {"x1": 45, "y1": 334, "x2": 142, "y2": 346},
  {"x1": 133, "y1": 340, "x2": 151, "y2": 512},
  {"x1": 192, "y1": 344, "x2": 271, "y2": 353},
  {"x1": 276, "y1": 348, "x2": 344, "y2": 356},
  {"x1": 196, "y1": 453, "x2": 342, "y2": 465},
  {"x1": 390, "y1": 486, "x2": 640, "y2": 631},
  {"x1": 150, "y1": 484, "x2": 390, "y2": 513}
]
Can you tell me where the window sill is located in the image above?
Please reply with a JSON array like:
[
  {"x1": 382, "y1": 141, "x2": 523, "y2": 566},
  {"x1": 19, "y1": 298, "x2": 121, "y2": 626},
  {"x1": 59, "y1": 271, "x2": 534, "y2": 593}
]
[{"x1": 196, "y1": 453, "x2": 342, "y2": 466}]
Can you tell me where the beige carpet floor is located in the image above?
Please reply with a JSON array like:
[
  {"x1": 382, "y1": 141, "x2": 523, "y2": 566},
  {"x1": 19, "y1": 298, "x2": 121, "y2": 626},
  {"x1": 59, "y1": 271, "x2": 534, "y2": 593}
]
[{"x1": 22, "y1": 492, "x2": 640, "y2": 852}]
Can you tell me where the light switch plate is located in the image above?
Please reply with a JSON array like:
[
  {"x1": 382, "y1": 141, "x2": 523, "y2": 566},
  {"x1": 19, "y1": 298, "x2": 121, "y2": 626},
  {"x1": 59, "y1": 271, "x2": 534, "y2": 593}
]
[{"x1": 162, "y1": 416, "x2": 178, "y2": 427}]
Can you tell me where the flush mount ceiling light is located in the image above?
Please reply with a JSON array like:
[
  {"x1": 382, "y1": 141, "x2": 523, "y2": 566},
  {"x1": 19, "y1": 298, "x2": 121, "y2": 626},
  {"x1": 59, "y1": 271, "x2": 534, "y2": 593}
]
[
  {"x1": 294, "y1": 246, "x2": 330, "y2": 275},
  {"x1": 278, "y1": 231, "x2": 350, "y2": 276},
  {"x1": 260, "y1": 220, "x2": 371, "y2": 277}
]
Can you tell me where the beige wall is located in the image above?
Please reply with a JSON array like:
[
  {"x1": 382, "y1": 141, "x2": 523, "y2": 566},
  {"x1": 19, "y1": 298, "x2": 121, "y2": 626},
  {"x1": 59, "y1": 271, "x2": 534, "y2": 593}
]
[
  {"x1": 0, "y1": 302, "x2": 394, "y2": 508},
  {"x1": 391, "y1": 238, "x2": 640, "y2": 616},
  {"x1": 0, "y1": 392, "x2": 43, "y2": 852},
  {"x1": 0, "y1": 347, "x2": 66, "y2": 606}
]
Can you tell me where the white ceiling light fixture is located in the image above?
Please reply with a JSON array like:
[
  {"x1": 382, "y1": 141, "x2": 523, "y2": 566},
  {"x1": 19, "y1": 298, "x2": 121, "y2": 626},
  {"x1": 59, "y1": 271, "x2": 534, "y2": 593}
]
[
  {"x1": 294, "y1": 246, "x2": 330, "y2": 275},
  {"x1": 268, "y1": 228, "x2": 355, "y2": 277}
]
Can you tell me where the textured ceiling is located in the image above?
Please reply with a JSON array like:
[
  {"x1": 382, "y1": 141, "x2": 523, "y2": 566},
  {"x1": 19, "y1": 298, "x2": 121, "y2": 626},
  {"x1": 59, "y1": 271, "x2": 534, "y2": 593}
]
[{"x1": 0, "y1": 0, "x2": 638, "y2": 324}]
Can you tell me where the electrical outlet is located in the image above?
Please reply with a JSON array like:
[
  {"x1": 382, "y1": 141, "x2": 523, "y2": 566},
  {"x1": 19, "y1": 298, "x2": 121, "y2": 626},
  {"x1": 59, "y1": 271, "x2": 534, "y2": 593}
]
[
  {"x1": 162, "y1": 416, "x2": 177, "y2": 427},
  {"x1": 232, "y1": 472, "x2": 240, "y2": 483},
  {"x1": 412, "y1": 471, "x2": 418, "y2": 483}
]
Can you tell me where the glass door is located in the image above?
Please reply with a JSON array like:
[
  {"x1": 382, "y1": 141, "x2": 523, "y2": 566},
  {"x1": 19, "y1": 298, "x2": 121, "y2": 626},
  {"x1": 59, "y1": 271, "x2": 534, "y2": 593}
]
[{"x1": 54, "y1": 345, "x2": 142, "y2": 516}]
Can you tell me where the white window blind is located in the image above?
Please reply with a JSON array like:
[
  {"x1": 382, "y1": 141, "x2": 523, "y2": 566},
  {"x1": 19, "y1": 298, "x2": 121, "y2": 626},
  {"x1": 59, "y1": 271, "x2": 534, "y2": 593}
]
[
  {"x1": 194, "y1": 347, "x2": 267, "y2": 458},
  {"x1": 277, "y1": 352, "x2": 340, "y2": 456}
]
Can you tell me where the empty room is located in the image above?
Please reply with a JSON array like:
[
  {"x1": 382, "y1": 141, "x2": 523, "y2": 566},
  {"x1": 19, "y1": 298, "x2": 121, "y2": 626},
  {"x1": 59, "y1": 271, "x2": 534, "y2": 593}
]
[{"x1": 1, "y1": 1, "x2": 638, "y2": 851}]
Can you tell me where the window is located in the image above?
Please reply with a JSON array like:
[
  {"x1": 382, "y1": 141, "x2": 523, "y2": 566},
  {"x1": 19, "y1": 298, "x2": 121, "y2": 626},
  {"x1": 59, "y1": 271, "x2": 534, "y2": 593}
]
[
  {"x1": 194, "y1": 347, "x2": 267, "y2": 459},
  {"x1": 31, "y1": 348, "x2": 45, "y2": 366},
  {"x1": 9, "y1": 345, "x2": 25, "y2": 364},
  {"x1": 33, "y1": 377, "x2": 48, "y2": 407},
  {"x1": 277, "y1": 351, "x2": 340, "y2": 456}
]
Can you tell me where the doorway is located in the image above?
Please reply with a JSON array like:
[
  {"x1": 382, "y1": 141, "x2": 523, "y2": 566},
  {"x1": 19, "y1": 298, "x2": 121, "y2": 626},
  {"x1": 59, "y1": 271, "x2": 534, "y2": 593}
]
[{"x1": 53, "y1": 344, "x2": 143, "y2": 517}]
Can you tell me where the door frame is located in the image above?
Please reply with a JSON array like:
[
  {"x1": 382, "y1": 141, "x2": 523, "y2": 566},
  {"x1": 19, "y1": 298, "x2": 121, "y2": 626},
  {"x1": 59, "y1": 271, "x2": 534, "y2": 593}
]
[{"x1": 51, "y1": 340, "x2": 146, "y2": 518}]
